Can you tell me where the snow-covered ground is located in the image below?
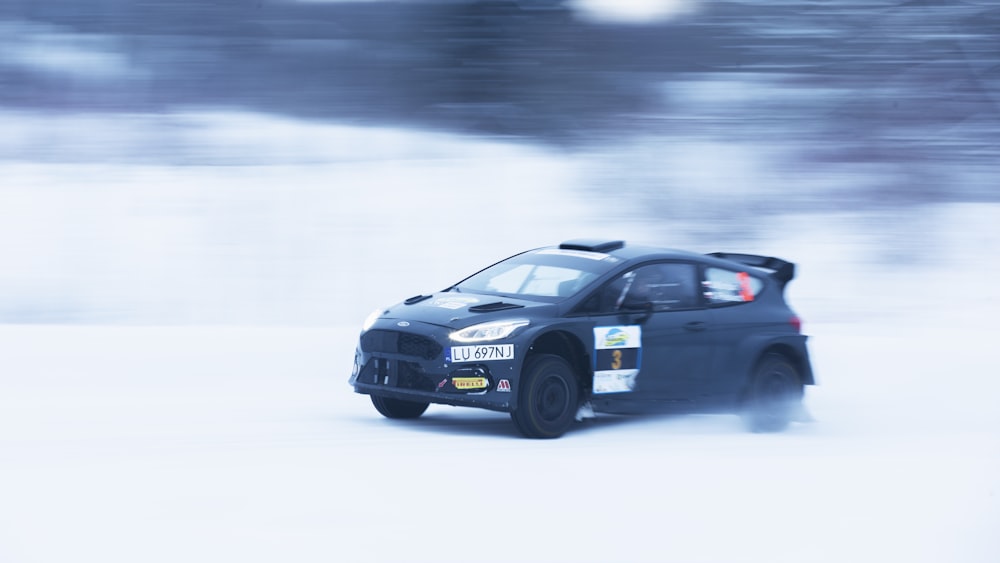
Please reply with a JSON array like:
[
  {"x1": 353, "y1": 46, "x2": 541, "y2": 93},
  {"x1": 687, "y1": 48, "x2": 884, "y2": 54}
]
[
  {"x1": 0, "y1": 321, "x2": 997, "y2": 562},
  {"x1": 1, "y1": 111, "x2": 998, "y2": 562}
]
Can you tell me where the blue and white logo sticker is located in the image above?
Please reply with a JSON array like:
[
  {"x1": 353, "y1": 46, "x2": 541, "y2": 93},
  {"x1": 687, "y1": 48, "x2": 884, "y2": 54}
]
[{"x1": 592, "y1": 325, "x2": 642, "y2": 394}]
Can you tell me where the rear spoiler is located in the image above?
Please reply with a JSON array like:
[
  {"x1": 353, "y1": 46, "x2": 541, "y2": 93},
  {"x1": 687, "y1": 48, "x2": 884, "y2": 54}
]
[{"x1": 707, "y1": 252, "x2": 796, "y2": 287}]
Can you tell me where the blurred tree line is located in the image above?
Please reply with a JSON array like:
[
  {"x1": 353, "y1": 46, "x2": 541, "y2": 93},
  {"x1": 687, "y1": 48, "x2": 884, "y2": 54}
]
[{"x1": 1, "y1": 0, "x2": 997, "y2": 201}]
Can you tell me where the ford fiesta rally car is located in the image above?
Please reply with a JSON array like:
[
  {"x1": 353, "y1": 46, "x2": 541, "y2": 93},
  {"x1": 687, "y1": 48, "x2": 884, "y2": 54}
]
[{"x1": 350, "y1": 240, "x2": 814, "y2": 438}]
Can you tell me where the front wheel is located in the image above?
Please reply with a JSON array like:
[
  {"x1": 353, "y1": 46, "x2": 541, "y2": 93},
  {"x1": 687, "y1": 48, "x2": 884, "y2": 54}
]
[
  {"x1": 511, "y1": 354, "x2": 580, "y2": 439},
  {"x1": 371, "y1": 395, "x2": 429, "y2": 419},
  {"x1": 742, "y1": 353, "x2": 804, "y2": 433}
]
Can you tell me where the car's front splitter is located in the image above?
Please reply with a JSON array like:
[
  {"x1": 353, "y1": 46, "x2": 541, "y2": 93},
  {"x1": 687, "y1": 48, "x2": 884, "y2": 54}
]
[{"x1": 352, "y1": 381, "x2": 513, "y2": 413}]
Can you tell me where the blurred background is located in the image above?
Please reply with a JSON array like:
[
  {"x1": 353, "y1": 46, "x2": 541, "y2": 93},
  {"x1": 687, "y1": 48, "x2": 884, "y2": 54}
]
[{"x1": 1, "y1": 0, "x2": 997, "y2": 325}]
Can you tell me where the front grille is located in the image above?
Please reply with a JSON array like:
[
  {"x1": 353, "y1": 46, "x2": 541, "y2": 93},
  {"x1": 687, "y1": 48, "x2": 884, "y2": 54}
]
[
  {"x1": 360, "y1": 330, "x2": 393, "y2": 354},
  {"x1": 398, "y1": 333, "x2": 442, "y2": 360},
  {"x1": 361, "y1": 330, "x2": 442, "y2": 360}
]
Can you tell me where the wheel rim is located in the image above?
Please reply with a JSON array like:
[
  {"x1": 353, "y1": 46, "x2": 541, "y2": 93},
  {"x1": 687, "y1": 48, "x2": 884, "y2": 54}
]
[
  {"x1": 764, "y1": 373, "x2": 787, "y2": 397},
  {"x1": 760, "y1": 371, "x2": 791, "y2": 414},
  {"x1": 744, "y1": 357, "x2": 801, "y2": 433},
  {"x1": 535, "y1": 374, "x2": 570, "y2": 422}
]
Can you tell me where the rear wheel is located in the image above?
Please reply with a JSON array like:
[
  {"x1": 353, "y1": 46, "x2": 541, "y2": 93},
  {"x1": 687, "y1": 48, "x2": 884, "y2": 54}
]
[
  {"x1": 742, "y1": 353, "x2": 803, "y2": 433},
  {"x1": 511, "y1": 354, "x2": 580, "y2": 439},
  {"x1": 371, "y1": 395, "x2": 429, "y2": 419}
]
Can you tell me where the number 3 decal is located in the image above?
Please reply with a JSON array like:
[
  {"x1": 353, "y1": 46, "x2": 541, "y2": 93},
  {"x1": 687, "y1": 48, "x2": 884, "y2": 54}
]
[{"x1": 611, "y1": 349, "x2": 622, "y2": 370}]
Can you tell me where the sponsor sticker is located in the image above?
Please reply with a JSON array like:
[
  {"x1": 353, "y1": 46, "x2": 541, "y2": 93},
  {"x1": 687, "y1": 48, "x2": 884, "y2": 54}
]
[
  {"x1": 497, "y1": 379, "x2": 512, "y2": 392},
  {"x1": 593, "y1": 325, "x2": 642, "y2": 394},
  {"x1": 594, "y1": 325, "x2": 641, "y2": 350},
  {"x1": 452, "y1": 377, "x2": 488, "y2": 390},
  {"x1": 594, "y1": 370, "x2": 639, "y2": 394}
]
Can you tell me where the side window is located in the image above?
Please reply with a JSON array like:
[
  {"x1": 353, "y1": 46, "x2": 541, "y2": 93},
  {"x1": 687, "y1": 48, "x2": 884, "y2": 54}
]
[
  {"x1": 703, "y1": 267, "x2": 763, "y2": 305},
  {"x1": 586, "y1": 262, "x2": 699, "y2": 314}
]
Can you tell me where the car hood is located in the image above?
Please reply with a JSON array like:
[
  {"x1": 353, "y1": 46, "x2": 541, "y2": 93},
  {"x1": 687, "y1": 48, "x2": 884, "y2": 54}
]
[{"x1": 381, "y1": 292, "x2": 557, "y2": 328}]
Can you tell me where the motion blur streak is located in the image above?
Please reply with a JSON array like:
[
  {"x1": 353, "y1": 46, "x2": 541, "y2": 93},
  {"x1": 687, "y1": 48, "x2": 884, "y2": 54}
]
[
  {"x1": 1, "y1": 0, "x2": 997, "y2": 324},
  {"x1": 0, "y1": 3, "x2": 998, "y2": 563},
  {"x1": 568, "y1": 0, "x2": 701, "y2": 23}
]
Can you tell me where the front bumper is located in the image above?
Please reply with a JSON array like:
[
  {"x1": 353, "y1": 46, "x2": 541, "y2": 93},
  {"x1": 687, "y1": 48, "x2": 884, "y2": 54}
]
[{"x1": 349, "y1": 325, "x2": 520, "y2": 412}]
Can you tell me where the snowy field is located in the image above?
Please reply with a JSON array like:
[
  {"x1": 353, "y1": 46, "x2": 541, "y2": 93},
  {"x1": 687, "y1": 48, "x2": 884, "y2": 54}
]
[
  {"x1": 0, "y1": 319, "x2": 998, "y2": 563},
  {"x1": 1, "y1": 112, "x2": 998, "y2": 562}
]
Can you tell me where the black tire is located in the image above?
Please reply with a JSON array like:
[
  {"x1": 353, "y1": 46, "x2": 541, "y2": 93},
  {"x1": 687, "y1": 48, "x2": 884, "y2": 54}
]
[
  {"x1": 510, "y1": 354, "x2": 580, "y2": 439},
  {"x1": 371, "y1": 395, "x2": 429, "y2": 419},
  {"x1": 742, "y1": 353, "x2": 804, "y2": 433}
]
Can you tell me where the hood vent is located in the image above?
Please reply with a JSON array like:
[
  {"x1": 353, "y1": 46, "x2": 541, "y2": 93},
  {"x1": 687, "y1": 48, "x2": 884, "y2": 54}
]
[{"x1": 468, "y1": 301, "x2": 525, "y2": 313}]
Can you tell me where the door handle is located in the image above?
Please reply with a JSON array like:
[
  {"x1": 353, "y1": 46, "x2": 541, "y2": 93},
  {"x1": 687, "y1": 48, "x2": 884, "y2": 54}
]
[{"x1": 684, "y1": 321, "x2": 707, "y2": 332}]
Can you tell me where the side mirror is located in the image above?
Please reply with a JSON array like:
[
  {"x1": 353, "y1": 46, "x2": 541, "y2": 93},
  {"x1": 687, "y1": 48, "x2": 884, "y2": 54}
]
[
  {"x1": 623, "y1": 300, "x2": 654, "y2": 323},
  {"x1": 621, "y1": 299, "x2": 653, "y2": 312}
]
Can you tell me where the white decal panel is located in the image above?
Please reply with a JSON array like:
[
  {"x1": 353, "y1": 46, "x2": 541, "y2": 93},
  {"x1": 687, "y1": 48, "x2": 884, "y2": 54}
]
[
  {"x1": 450, "y1": 344, "x2": 515, "y2": 363},
  {"x1": 592, "y1": 325, "x2": 642, "y2": 394},
  {"x1": 594, "y1": 370, "x2": 639, "y2": 394},
  {"x1": 432, "y1": 296, "x2": 480, "y2": 309}
]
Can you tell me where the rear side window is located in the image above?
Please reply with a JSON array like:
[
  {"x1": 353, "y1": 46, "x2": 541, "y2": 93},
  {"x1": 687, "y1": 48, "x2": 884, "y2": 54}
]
[{"x1": 703, "y1": 268, "x2": 763, "y2": 305}]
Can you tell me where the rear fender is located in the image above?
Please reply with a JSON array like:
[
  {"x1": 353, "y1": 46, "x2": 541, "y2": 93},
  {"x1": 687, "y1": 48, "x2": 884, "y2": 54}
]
[{"x1": 728, "y1": 333, "x2": 814, "y2": 389}]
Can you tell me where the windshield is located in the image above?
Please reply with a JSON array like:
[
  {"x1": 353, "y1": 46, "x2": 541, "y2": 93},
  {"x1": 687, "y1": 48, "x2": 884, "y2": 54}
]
[{"x1": 453, "y1": 248, "x2": 620, "y2": 299}]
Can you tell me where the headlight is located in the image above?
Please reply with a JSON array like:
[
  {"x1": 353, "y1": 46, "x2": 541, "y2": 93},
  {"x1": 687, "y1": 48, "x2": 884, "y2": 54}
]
[
  {"x1": 450, "y1": 319, "x2": 530, "y2": 343},
  {"x1": 362, "y1": 308, "x2": 384, "y2": 332}
]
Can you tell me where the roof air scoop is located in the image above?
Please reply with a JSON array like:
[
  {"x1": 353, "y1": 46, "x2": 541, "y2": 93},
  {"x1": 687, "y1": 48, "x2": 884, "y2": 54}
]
[{"x1": 558, "y1": 239, "x2": 625, "y2": 253}]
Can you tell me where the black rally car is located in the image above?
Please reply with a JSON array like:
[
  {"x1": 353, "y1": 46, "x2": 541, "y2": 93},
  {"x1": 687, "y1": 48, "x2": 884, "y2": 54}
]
[{"x1": 350, "y1": 239, "x2": 814, "y2": 438}]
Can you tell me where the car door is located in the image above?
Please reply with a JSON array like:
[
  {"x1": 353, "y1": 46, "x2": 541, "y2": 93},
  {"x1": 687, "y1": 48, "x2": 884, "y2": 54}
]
[{"x1": 588, "y1": 262, "x2": 713, "y2": 401}]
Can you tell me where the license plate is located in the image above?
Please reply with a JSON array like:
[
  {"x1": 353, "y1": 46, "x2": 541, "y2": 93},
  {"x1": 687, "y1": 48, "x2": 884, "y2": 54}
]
[{"x1": 451, "y1": 344, "x2": 515, "y2": 363}]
